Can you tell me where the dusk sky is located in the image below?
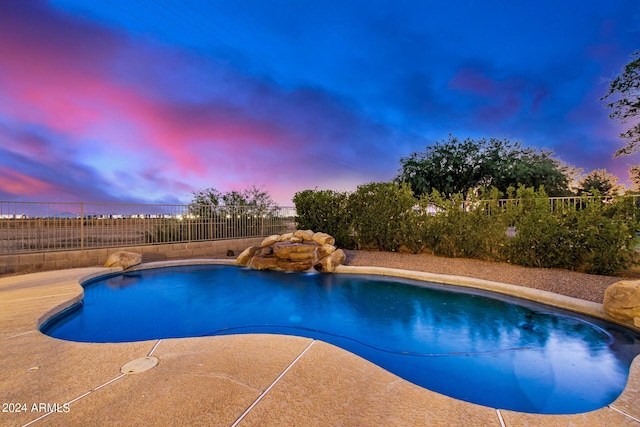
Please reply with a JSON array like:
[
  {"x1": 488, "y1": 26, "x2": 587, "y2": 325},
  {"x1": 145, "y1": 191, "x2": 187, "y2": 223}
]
[{"x1": 1, "y1": 1, "x2": 639, "y2": 205}]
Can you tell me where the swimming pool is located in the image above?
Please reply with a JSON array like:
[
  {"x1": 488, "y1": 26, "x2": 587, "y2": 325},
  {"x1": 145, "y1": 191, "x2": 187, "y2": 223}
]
[{"x1": 41, "y1": 264, "x2": 640, "y2": 414}]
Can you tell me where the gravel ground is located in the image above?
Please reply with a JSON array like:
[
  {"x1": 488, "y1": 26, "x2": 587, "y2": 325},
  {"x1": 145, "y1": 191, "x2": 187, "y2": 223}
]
[{"x1": 342, "y1": 249, "x2": 635, "y2": 303}]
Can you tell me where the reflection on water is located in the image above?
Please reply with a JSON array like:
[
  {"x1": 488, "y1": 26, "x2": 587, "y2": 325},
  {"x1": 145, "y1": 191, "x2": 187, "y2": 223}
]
[{"x1": 43, "y1": 265, "x2": 640, "y2": 414}]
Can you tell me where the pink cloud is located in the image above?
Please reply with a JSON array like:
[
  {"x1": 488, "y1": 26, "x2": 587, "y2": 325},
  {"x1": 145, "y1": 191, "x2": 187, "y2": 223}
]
[
  {"x1": 0, "y1": 5, "x2": 300, "y2": 180},
  {"x1": 0, "y1": 0, "x2": 322, "y2": 179},
  {"x1": 0, "y1": 2, "x2": 395, "y2": 204},
  {"x1": 0, "y1": 166, "x2": 54, "y2": 196}
]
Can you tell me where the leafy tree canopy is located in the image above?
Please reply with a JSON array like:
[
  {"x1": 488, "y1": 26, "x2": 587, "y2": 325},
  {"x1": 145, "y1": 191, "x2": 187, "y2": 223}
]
[
  {"x1": 630, "y1": 165, "x2": 640, "y2": 192},
  {"x1": 603, "y1": 51, "x2": 640, "y2": 157},
  {"x1": 395, "y1": 135, "x2": 571, "y2": 198},
  {"x1": 190, "y1": 185, "x2": 278, "y2": 219},
  {"x1": 577, "y1": 169, "x2": 623, "y2": 196},
  {"x1": 191, "y1": 185, "x2": 276, "y2": 208}
]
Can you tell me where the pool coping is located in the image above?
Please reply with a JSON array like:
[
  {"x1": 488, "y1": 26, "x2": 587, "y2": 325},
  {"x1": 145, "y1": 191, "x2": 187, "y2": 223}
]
[{"x1": 1, "y1": 259, "x2": 639, "y2": 426}]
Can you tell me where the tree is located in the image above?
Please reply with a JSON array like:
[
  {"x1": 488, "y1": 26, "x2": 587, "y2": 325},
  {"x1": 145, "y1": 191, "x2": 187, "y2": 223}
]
[
  {"x1": 577, "y1": 169, "x2": 623, "y2": 196},
  {"x1": 190, "y1": 185, "x2": 278, "y2": 219},
  {"x1": 191, "y1": 188, "x2": 222, "y2": 207},
  {"x1": 629, "y1": 165, "x2": 640, "y2": 192},
  {"x1": 395, "y1": 135, "x2": 571, "y2": 198},
  {"x1": 149, "y1": 185, "x2": 279, "y2": 243},
  {"x1": 191, "y1": 185, "x2": 276, "y2": 209},
  {"x1": 395, "y1": 135, "x2": 482, "y2": 197},
  {"x1": 602, "y1": 51, "x2": 640, "y2": 157},
  {"x1": 189, "y1": 185, "x2": 280, "y2": 239}
]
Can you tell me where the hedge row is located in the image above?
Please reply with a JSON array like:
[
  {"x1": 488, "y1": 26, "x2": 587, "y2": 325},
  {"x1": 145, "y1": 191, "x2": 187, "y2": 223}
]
[{"x1": 293, "y1": 183, "x2": 639, "y2": 275}]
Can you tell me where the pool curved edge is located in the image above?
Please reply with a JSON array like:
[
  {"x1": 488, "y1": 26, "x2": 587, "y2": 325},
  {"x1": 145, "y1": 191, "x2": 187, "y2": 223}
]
[
  {"x1": 35, "y1": 260, "x2": 237, "y2": 329},
  {"x1": 34, "y1": 266, "x2": 123, "y2": 330},
  {"x1": 333, "y1": 265, "x2": 639, "y2": 332},
  {"x1": 10, "y1": 260, "x2": 640, "y2": 424}
]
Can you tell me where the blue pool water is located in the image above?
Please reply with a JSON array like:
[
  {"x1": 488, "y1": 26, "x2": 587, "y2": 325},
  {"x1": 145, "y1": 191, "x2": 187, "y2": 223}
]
[{"x1": 41, "y1": 265, "x2": 640, "y2": 414}]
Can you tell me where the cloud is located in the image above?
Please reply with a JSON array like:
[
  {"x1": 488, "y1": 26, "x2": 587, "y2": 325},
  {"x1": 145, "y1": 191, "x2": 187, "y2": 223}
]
[
  {"x1": 0, "y1": 1, "x2": 406, "y2": 204},
  {"x1": 2, "y1": 0, "x2": 640, "y2": 204},
  {"x1": 0, "y1": 166, "x2": 55, "y2": 198}
]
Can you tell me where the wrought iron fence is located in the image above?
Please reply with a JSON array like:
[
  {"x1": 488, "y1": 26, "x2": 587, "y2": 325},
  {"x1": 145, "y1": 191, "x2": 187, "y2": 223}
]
[
  {"x1": 0, "y1": 201, "x2": 296, "y2": 255},
  {"x1": 4, "y1": 196, "x2": 639, "y2": 255},
  {"x1": 458, "y1": 195, "x2": 640, "y2": 215}
]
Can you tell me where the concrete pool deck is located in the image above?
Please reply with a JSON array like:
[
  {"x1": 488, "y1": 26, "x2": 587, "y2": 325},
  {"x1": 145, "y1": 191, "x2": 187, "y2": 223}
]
[{"x1": 0, "y1": 261, "x2": 639, "y2": 426}]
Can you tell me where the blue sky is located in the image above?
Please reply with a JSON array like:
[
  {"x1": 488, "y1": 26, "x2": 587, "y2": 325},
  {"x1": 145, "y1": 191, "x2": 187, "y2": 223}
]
[{"x1": 0, "y1": 0, "x2": 638, "y2": 204}]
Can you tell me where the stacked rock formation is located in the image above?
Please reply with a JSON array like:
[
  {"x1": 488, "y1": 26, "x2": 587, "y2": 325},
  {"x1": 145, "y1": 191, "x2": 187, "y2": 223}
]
[{"x1": 237, "y1": 229, "x2": 346, "y2": 273}]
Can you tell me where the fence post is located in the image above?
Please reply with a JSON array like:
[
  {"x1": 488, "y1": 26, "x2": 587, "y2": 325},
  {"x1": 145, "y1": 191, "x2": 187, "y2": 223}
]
[
  {"x1": 80, "y1": 202, "x2": 84, "y2": 252},
  {"x1": 187, "y1": 204, "x2": 192, "y2": 243}
]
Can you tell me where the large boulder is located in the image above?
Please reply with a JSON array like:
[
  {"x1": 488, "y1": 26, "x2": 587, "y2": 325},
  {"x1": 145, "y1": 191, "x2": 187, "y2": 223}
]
[
  {"x1": 293, "y1": 229, "x2": 315, "y2": 241},
  {"x1": 273, "y1": 242, "x2": 316, "y2": 258},
  {"x1": 276, "y1": 259, "x2": 314, "y2": 272},
  {"x1": 279, "y1": 232, "x2": 294, "y2": 242},
  {"x1": 314, "y1": 249, "x2": 346, "y2": 273},
  {"x1": 312, "y1": 232, "x2": 335, "y2": 246},
  {"x1": 260, "y1": 234, "x2": 281, "y2": 248},
  {"x1": 603, "y1": 280, "x2": 640, "y2": 324},
  {"x1": 286, "y1": 251, "x2": 318, "y2": 262},
  {"x1": 104, "y1": 252, "x2": 142, "y2": 269},
  {"x1": 236, "y1": 245, "x2": 259, "y2": 266},
  {"x1": 250, "y1": 256, "x2": 279, "y2": 270},
  {"x1": 256, "y1": 246, "x2": 274, "y2": 257},
  {"x1": 317, "y1": 244, "x2": 337, "y2": 258}
]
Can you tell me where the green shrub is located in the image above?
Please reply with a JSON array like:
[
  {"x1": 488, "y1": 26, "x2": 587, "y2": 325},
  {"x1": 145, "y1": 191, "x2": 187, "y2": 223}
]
[
  {"x1": 503, "y1": 186, "x2": 575, "y2": 268},
  {"x1": 348, "y1": 182, "x2": 416, "y2": 251},
  {"x1": 397, "y1": 203, "x2": 429, "y2": 254},
  {"x1": 571, "y1": 194, "x2": 638, "y2": 274},
  {"x1": 292, "y1": 182, "x2": 639, "y2": 275},
  {"x1": 422, "y1": 188, "x2": 508, "y2": 260},
  {"x1": 293, "y1": 189, "x2": 354, "y2": 248}
]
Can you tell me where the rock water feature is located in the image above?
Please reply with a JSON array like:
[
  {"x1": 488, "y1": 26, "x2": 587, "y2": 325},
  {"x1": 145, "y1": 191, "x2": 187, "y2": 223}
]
[{"x1": 237, "y1": 229, "x2": 346, "y2": 272}]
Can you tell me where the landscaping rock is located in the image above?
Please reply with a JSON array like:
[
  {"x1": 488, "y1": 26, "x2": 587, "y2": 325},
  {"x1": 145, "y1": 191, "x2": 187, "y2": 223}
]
[
  {"x1": 256, "y1": 246, "x2": 274, "y2": 257},
  {"x1": 293, "y1": 229, "x2": 315, "y2": 241},
  {"x1": 277, "y1": 259, "x2": 314, "y2": 271},
  {"x1": 287, "y1": 251, "x2": 318, "y2": 262},
  {"x1": 236, "y1": 245, "x2": 259, "y2": 266},
  {"x1": 318, "y1": 244, "x2": 336, "y2": 258},
  {"x1": 260, "y1": 234, "x2": 281, "y2": 247},
  {"x1": 603, "y1": 280, "x2": 640, "y2": 323},
  {"x1": 273, "y1": 242, "x2": 316, "y2": 257},
  {"x1": 314, "y1": 249, "x2": 346, "y2": 273},
  {"x1": 104, "y1": 252, "x2": 142, "y2": 269},
  {"x1": 312, "y1": 232, "x2": 335, "y2": 246},
  {"x1": 279, "y1": 232, "x2": 294, "y2": 241},
  {"x1": 250, "y1": 256, "x2": 279, "y2": 270},
  {"x1": 237, "y1": 230, "x2": 345, "y2": 273}
]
